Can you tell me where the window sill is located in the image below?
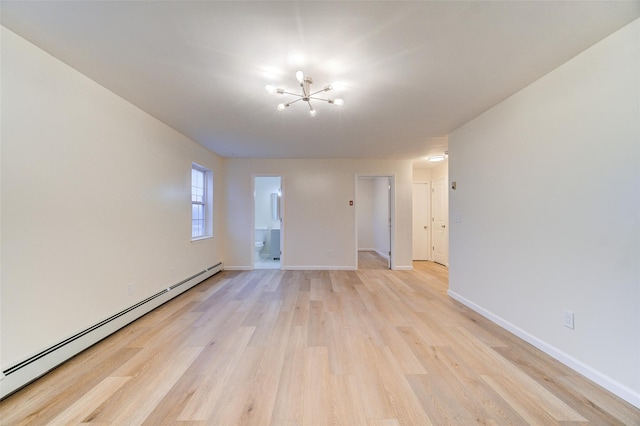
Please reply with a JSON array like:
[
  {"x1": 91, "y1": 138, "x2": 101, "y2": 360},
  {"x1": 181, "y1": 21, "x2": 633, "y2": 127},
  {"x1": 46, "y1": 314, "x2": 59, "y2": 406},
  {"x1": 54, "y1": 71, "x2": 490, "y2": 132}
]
[{"x1": 191, "y1": 235, "x2": 213, "y2": 244}]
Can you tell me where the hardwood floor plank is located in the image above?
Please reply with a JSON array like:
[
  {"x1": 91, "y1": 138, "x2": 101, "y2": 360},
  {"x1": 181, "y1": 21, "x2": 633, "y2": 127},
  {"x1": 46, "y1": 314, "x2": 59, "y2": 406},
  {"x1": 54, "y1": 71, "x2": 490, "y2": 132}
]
[
  {"x1": 307, "y1": 300, "x2": 327, "y2": 347},
  {"x1": 1, "y1": 254, "x2": 638, "y2": 425},
  {"x1": 495, "y1": 345, "x2": 635, "y2": 425},
  {"x1": 190, "y1": 277, "x2": 233, "y2": 301},
  {"x1": 0, "y1": 345, "x2": 141, "y2": 426},
  {"x1": 556, "y1": 375, "x2": 638, "y2": 426},
  {"x1": 88, "y1": 346, "x2": 203, "y2": 424},
  {"x1": 302, "y1": 346, "x2": 331, "y2": 425},
  {"x1": 342, "y1": 287, "x2": 387, "y2": 347},
  {"x1": 329, "y1": 374, "x2": 368, "y2": 426},
  {"x1": 264, "y1": 270, "x2": 285, "y2": 293},
  {"x1": 436, "y1": 345, "x2": 529, "y2": 423},
  {"x1": 176, "y1": 326, "x2": 255, "y2": 421},
  {"x1": 205, "y1": 345, "x2": 268, "y2": 425},
  {"x1": 400, "y1": 326, "x2": 511, "y2": 424},
  {"x1": 309, "y1": 277, "x2": 324, "y2": 302},
  {"x1": 371, "y1": 345, "x2": 434, "y2": 425},
  {"x1": 366, "y1": 419, "x2": 401, "y2": 426},
  {"x1": 325, "y1": 312, "x2": 351, "y2": 375},
  {"x1": 141, "y1": 372, "x2": 207, "y2": 425},
  {"x1": 455, "y1": 326, "x2": 587, "y2": 422},
  {"x1": 184, "y1": 302, "x2": 245, "y2": 346},
  {"x1": 270, "y1": 326, "x2": 307, "y2": 424},
  {"x1": 406, "y1": 373, "x2": 478, "y2": 425},
  {"x1": 377, "y1": 323, "x2": 427, "y2": 374},
  {"x1": 481, "y1": 374, "x2": 563, "y2": 424},
  {"x1": 351, "y1": 336, "x2": 398, "y2": 419},
  {"x1": 244, "y1": 301, "x2": 283, "y2": 345},
  {"x1": 291, "y1": 287, "x2": 310, "y2": 327},
  {"x1": 45, "y1": 377, "x2": 130, "y2": 425}
]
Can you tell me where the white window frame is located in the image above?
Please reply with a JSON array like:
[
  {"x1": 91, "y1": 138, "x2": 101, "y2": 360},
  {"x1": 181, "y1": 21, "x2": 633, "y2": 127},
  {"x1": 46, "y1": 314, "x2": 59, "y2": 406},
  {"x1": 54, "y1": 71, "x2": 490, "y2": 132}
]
[{"x1": 191, "y1": 163, "x2": 213, "y2": 240}]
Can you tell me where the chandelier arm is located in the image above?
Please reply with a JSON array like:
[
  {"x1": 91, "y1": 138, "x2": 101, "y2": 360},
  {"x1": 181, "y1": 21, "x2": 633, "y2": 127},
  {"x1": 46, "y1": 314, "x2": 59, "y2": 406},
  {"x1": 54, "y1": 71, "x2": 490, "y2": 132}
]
[
  {"x1": 308, "y1": 88, "x2": 329, "y2": 97},
  {"x1": 308, "y1": 96, "x2": 331, "y2": 102},
  {"x1": 281, "y1": 91, "x2": 301, "y2": 97},
  {"x1": 286, "y1": 97, "x2": 305, "y2": 105}
]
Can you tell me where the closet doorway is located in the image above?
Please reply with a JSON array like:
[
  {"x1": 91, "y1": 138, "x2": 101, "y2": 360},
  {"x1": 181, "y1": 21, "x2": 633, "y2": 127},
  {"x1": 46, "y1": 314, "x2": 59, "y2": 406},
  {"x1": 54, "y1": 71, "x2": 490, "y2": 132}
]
[{"x1": 253, "y1": 176, "x2": 282, "y2": 269}]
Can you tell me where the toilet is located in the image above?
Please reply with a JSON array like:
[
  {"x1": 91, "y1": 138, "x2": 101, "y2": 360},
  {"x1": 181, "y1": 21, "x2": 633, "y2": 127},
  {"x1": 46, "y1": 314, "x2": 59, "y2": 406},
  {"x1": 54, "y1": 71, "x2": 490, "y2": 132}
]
[{"x1": 254, "y1": 228, "x2": 267, "y2": 259}]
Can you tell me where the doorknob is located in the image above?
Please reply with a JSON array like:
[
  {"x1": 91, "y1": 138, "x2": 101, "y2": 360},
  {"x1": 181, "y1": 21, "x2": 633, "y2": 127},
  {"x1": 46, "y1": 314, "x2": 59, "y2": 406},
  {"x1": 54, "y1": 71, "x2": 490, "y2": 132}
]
[
  {"x1": 424, "y1": 226, "x2": 428, "y2": 229},
  {"x1": 441, "y1": 225, "x2": 446, "y2": 228}
]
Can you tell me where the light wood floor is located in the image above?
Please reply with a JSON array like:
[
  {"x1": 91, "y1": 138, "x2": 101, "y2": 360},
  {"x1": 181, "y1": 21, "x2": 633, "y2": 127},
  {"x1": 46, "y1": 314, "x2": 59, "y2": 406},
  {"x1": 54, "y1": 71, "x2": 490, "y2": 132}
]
[{"x1": 1, "y1": 253, "x2": 639, "y2": 425}]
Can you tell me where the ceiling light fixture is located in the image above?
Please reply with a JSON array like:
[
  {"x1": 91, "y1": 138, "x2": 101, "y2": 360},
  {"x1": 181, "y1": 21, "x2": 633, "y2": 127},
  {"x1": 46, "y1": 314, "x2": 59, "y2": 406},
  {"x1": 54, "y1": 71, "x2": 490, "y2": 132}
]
[
  {"x1": 428, "y1": 154, "x2": 446, "y2": 162},
  {"x1": 266, "y1": 71, "x2": 343, "y2": 116}
]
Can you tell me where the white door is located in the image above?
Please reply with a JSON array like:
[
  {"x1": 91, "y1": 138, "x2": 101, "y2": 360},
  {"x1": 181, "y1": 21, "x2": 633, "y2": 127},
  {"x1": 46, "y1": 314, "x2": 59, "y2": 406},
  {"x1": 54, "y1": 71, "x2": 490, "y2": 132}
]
[
  {"x1": 412, "y1": 183, "x2": 430, "y2": 260},
  {"x1": 432, "y1": 177, "x2": 448, "y2": 265}
]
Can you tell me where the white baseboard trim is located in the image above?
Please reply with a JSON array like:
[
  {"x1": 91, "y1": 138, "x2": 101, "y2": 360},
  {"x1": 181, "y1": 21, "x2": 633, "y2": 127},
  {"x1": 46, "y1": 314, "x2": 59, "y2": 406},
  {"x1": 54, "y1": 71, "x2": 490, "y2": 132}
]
[
  {"x1": 358, "y1": 248, "x2": 375, "y2": 252},
  {"x1": 447, "y1": 289, "x2": 640, "y2": 409},
  {"x1": 284, "y1": 266, "x2": 356, "y2": 271},
  {"x1": 1, "y1": 262, "x2": 224, "y2": 400},
  {"x1": 374, "y1": 249, "x2": 390, "y2": 260},
  {"x1": 223, "y1": 265, "x2": 253, "y2": 271},
  {"x1": 393, "y1": 265, "x2": 413, "y2": 271}
]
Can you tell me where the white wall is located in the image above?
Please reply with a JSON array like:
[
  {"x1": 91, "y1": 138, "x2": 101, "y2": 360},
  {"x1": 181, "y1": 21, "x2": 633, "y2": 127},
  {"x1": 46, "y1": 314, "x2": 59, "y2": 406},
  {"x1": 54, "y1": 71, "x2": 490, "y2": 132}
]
[
  {"x1": 0, "y1": 27, "x2": 225, "y2": 369},
  {"x1": 413, "y1": 168, "x2": 431, "y2": 184},
  {"x1": 448, "y1": 19, "x2": 640, "y2": 407},
  {"x1": 430, "y1": 162, "x2": 448, "y2": 182},
  {"x1": 225, "y1": 159, "x2": 413, "y2": 270}
]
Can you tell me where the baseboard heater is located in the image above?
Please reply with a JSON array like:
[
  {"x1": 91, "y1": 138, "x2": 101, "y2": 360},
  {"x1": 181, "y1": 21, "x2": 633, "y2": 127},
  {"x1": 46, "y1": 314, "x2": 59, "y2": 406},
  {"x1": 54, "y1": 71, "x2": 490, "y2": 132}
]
[{"x1": 0, "y1": 262, "x2": 223, "y2": 400}]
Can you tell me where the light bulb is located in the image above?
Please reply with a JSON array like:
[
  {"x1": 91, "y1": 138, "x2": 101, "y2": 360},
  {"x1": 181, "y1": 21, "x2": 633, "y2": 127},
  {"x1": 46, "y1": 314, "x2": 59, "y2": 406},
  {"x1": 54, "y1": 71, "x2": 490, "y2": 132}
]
[
  {"x1": 323, "y1": 84, "x2": 333, "y2": 92},
  {"x1": 296, "y1": 70, "x2": 304, "y2": 83},
  {"x1": 309, "y1": 107, "x2": 317, "y2": 117},
  {"x1": 265, "y1": 85, "x2": 276, "y2": 93},
  {"x1": 277, "y1": 103, "x2": 286, "y2": 111},
  {"x1": 333, "y1": 98, "x2": 344, "y2": 106}
]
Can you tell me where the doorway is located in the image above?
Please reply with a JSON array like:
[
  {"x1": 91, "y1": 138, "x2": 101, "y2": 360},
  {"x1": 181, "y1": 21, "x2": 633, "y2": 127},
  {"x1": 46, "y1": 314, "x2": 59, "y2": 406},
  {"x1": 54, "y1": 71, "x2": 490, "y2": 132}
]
[
  {"x1": 253, "y1": 176, "x2": 282, "y2": 270},
  {"x1": 356, "y1": 175, "x2": 394, "y2": 269}
]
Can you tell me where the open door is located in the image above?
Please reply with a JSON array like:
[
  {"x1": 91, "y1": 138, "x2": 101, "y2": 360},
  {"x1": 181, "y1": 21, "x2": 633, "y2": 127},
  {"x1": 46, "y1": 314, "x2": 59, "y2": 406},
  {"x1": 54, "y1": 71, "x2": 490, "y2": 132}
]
[{"x1": 356, "y1": 175, "x2": 394, "y2": 269}]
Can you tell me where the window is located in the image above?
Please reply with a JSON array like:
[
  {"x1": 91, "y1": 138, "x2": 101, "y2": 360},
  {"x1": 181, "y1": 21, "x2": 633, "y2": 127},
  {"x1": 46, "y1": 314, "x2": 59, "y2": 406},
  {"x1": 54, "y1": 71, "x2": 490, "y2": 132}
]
[{"x1": 192, "y1": 163, "x2": 212, "y2": 239}]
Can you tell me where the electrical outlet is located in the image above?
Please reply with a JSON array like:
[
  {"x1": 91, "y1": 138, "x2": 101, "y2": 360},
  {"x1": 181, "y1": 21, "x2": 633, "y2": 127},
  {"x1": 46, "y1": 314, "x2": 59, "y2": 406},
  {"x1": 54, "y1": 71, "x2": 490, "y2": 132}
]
[{"x1": 562, "y1": 309, "x2": 574, "y2": 329}]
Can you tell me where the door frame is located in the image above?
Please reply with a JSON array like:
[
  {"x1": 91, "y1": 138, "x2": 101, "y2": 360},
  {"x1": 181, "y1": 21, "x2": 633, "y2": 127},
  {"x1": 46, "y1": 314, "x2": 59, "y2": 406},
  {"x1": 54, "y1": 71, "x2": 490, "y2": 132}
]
[
  {"x1": 251, "y1": 174, "x2": 284, "y2": 269},
  {"x1": 355, "y1": 174, "x2": 396, "y2": 270}
]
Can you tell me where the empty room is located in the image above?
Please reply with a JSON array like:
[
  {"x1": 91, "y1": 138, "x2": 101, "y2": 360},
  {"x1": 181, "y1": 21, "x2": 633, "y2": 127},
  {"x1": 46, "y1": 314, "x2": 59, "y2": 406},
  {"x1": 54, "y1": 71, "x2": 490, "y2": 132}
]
[{"x1": 1, "y1": 1, "x2": 639, "y2": 424}]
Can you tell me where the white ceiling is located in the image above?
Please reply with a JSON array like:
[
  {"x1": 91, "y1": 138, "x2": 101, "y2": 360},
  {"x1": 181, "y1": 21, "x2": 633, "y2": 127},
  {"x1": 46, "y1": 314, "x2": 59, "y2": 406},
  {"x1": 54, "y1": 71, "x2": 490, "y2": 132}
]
[{"x1": 2, "y1": 1, "x2": 639, "y2": 167}]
